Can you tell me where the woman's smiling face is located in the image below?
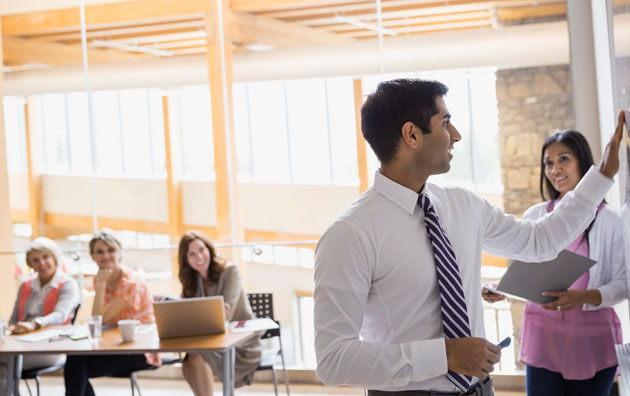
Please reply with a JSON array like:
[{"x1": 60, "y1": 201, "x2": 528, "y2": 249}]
[
  {"x1": 186, "y1": 238, "x2": 211, "y2": 278},
  {"x1": 91, "y1": 240, "x2": 121, "y2": 270},
  {"x1": 543, "y1": 142, "x2": 581, "y2": 199}
]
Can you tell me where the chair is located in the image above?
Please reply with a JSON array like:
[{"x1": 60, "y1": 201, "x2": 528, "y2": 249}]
[
  {"x1": 110, "y1": 354, "x2": 182, "y2": 396},
  {"x1": 110, "y1": 294, "x2": 183, "y2": 396},
  {"x1": 247, "y1": 292, "x2": 290, "y2": 396},
  {"x1": 21, "y1": 303, "x2": 81, "y2": 396}
]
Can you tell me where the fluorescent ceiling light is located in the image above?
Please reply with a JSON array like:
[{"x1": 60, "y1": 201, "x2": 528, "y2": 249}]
[
  {"x1": 92, "y1": 39, "x2": 173, "y2": 57},
  {"x1": 334, "y1": 14, "x2": 397, "y2": 36}
]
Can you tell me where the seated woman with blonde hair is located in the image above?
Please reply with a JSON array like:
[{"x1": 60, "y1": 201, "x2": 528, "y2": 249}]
[
  {"x1": 178, "y1": 230, "x2": 262, "y2": 396},
  {"x1": 64, "y1": 229, "x2": 159, "y2": 396},
  {"x1": 0, "y1": 237, "x2": 80, "y2": 391}
]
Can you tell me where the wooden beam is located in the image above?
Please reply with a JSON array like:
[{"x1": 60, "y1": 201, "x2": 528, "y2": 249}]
[
  {"x1": 324, "y1": 10, "x2": 491, "y2": 32},
  {"x1": 244, "y1": 229, "x2": 319, "y2": 243},
  {"x1": 31, "y1": 20, "x2": 205, "y2": 44},
  {"x1": 482, "y1": 252, "x2": 507, "y2": 268},
  {"x1": 295, "y1": 290, "x2": 314, "y2": 297},
  {"x1": 0, "y1": 21, "x2": 18, "y2": 318},
  {"x1": 229, "y1": 11, "x2": 352, "y2": 47},
  {"x1": 163, "y1": 95, "x2": 183, "y2": 240},
  {"x1": 340, "y1": 19, "x2": 492, "y2": 38},
  {"x1": 204, "y1": 0, "x2": 245, "y2": 271},
  {"x1": 353, "y1": 79, "x2": 369, "y2": 194},
  {"x1": 1, "y1": 0, "x2": 206, "y2": 36},
  {"x1": 162, "y1": 95, "x2": 183, "y2": 277},
  {"x1": 230, "y1": 0, "x2": 359, "y2": 13},
  {"x1": 24, "y1": 102, "x2": 43, "y2": 237},
  {"x1": 11, "y1": 209, "x2": 30, "y2": 223},
  {"x1": 497, "y1": 3, "x2": 566, "y2": 21},
  {"x1": 2, "y1": 37, "x2": 144, "y2": 66},
  {"x1": 44, "y1": 212, "x2": 170, "y2": 234},
  {"x1": 272, "y1": 0, "x2": 562, "y2": 25},
  {"x1": 261, "y1": 0, "x2": 485, "y2": 19}
]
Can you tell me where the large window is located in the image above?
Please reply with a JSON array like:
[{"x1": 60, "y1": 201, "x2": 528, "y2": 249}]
[
  {"x1": 39, "y1": 89, "x2": 166, "y2": 177},
  {"x1": 177, "y1": 85, "x2": 215, "y2": 180},
  {"x1": 3, "y1": 96, "x2": 28, "y2": 172},
  {"x1": 233, "y1": 77, "x2": 359, "y2": 185}
]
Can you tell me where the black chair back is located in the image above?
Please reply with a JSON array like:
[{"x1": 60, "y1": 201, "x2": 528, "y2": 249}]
[
  {"x1": 70, "y1": 303, "x2": 81, "y2": 325},
  {"x1": 248, "y1": 293, "x2": 274, "y2": 319},
  {"x1": 247, "y1": 292, "x2": 279, "y2": 339}
]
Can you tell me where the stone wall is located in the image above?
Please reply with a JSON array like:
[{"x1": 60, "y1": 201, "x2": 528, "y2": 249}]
[{"x1": 496, "y1": 65, "x2": 575, "y2": 216}]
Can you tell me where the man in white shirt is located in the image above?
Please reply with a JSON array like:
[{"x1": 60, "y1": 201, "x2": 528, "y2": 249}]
[{"x1": 314, "y1": 78, "x2": 625, "y2": 395}]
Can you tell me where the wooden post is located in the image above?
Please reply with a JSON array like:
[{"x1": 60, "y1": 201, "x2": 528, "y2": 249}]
[
  {"x1": 0, "y1": 21, "x2": 18, "y2": 318},
  {"x1": 162, "y1": 95, "x2": 183, "y2": 277},
  {"x1": 203, "y1": 0, "x2": 245, "y2": 277},
  {"x1": 24, "y1": 102, "x2": 43, "y2": 237},
  {"x1": 353, "y1": 78, "x2": 369, "y2": 193}
]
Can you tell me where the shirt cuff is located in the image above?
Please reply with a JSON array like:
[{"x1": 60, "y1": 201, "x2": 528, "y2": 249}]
[
  {"x1": 573, "y1": 166, "x2": 614, "y2": 205},
  {"x1": 408, "y1": 338, "x2": 448, "y2": 381}
]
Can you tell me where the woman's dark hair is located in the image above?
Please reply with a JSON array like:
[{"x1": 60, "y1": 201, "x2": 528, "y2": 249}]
[
  {"x1": 361, "y1": 78, "x2": 448, "y2": 163},
  {"x1": 538, "y1": 129, "x2": 599, "y2": 244},
  {"x1": 178, "y1": 230, "x2": 225, "y2": 298}
]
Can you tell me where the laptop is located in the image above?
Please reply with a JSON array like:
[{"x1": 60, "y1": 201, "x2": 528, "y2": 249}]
[{"x1": 153, "y1": 296, "x2": 226, "y2": 338}]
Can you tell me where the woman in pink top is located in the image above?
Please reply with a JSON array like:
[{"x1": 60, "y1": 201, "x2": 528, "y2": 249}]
[{"x1": 484, "y1": 130, "x2": 626, "y2": 396}]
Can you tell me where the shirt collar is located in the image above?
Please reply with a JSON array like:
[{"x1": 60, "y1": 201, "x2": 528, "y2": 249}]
[
  {"x1": 32, "y1": 270, "x2": 63, "y2": 292},
  {"x1": 373, "y1": 170, "x2": 426, "y2": 215}
]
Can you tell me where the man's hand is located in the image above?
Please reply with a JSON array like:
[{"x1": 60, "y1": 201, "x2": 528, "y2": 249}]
[
  {"x1": 445, "y1": 337, "x2": 501, "y2": 379},
  {"x1": 599, "y1": 110, "x2": 626, "y2": 179}
]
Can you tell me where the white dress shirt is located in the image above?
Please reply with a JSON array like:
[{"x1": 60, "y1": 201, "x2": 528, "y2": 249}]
[{"x1": 314, "y1": 166, "x2": 612, "y2": 392}]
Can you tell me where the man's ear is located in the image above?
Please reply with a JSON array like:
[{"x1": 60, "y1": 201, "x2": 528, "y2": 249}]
[{"x1": 400, "y1": 121, "x2": 421, "y2": 149}]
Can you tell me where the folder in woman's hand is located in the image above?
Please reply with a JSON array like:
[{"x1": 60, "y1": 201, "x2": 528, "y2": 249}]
[{"x1": 495, "y1": 250, "x2": 596, "y2": 304}]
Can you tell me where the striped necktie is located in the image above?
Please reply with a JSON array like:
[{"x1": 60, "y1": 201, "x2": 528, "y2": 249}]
[{"x1": 418, "y1": 193, "x2": 472, "y2": 391}]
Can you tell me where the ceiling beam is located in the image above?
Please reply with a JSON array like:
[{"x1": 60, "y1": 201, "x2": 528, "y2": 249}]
[
  {"x1": 2, "y1": 37, "x2": 145, "y2": 66},
  {"x1": 263, "y1": 0, "x2": 563, "y2": 22},
  {"x1": 230, "y1": 0, "x2": 362, "y2": 13},
  {"x1": 229, "y1": 12, "x2": 352, "y2": 47},
  {"x1": 29, "y1": 20, "x2": 205, "y2": 43},
  {"x1": 323, "y1": 10, "x2": 491, "y2": 32},
  {"x1": 342, "y1": 19, "x2": 493, "y2": 38},
  {"x1": 497, "y1": 3, "x2": 566, "y2": 21},
  {"x1": 1, "y1": 0, "x2": 206, "y2": 36}
]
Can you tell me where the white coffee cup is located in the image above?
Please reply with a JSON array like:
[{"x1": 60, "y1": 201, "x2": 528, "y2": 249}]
[{"x1": 118, "y1": 319, "x2": 140, "y2": 342}]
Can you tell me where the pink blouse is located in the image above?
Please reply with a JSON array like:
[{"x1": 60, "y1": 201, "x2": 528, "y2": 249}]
[{"x1": 519, "y1": 201, "x2": 621, "y2": 379}]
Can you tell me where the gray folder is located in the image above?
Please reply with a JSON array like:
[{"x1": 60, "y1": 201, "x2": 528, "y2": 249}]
[{"x1": 495, "y1": 249, "x2": 596, "y2": 304}]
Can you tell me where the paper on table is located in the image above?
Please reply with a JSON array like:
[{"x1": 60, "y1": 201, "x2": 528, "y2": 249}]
[
  {"x1": 496, "y1": 249, "x2": 596, "y2": 304},
  {"x1": 229, "y1": 318, "x2": 278, "y2": 333},
  {"x1": 15, "y1": 329, "x2": 66, "y2": 343}
]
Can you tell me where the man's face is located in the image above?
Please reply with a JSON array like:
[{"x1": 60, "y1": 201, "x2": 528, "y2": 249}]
[{"x1": 418, "y1": 95, "x2": 461, "y2": 175}]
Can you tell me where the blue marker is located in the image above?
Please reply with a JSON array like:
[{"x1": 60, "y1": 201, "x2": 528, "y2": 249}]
[{"x1": 498, "y1": 337, "x2": 511, "y2": 349}]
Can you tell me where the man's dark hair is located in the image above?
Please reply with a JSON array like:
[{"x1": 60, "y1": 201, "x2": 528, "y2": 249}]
[{"x1": 360, "y1": 78, "x2": 448, "y2": 163}]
